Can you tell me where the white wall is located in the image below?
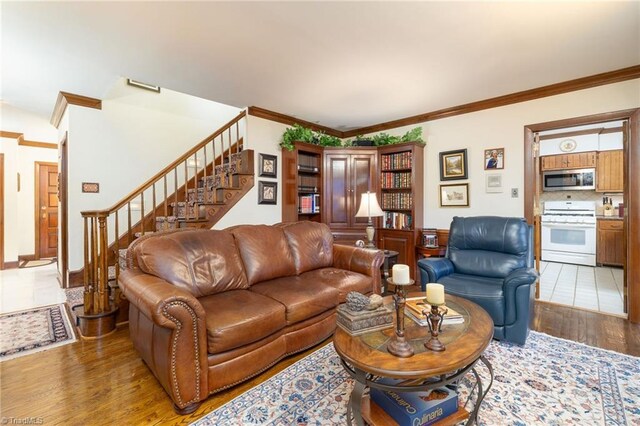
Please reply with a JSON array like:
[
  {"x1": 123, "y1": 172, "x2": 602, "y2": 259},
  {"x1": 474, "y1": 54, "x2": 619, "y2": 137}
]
[
  {"x1": 66, "y1": 79, "x2": 241, "y2": 270},
  {"x1": 214, "y1": 115, "x2": 286, "y2": 229},
  {"x1": 363, "y1": 79, "x2": 640, "y2": 229},
  {"x1": 0, "y1": 104, "x2": 59, "y2": 263}
]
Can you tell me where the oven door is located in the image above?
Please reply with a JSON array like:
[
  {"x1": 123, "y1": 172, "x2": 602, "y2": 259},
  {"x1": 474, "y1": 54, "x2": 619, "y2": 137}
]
[{"x1": 541, "y1": 223, "x2": 596, "y2": 255}]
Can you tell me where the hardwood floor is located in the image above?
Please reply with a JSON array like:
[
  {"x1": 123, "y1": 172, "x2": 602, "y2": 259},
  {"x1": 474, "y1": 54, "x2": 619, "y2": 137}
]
[{"x1": 1, "y1": 302, "x2": 638, "y2": 425}]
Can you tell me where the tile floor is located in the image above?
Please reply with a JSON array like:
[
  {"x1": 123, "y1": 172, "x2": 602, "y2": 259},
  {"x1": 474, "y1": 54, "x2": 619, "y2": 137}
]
[
  {"x1": 538, "y1": 261, "x2": 625, "y2": 316},
  {"x1": 0, "y1": 263, "x2": 66, "y2": 314}
]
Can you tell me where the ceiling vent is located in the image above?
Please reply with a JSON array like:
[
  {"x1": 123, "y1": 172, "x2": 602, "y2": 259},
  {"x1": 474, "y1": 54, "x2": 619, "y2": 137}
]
[{"x1": 126, "y1": 78, "x2": 161, "y2": 93}]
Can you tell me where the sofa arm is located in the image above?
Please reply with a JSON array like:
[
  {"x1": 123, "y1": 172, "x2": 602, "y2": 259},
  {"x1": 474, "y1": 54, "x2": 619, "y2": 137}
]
[
  {"x1": 333, "y1": 245, "x2": 385, "y2": 294},
  {"x1": 504, "y1": 268, "x2": 539, "y2": 290},
  {"x1": 417, "y1": 258, "x2": 455, "y2": 284},
  {"x1": 119, "y1": 269, "x2": 208, "y2": 410}
]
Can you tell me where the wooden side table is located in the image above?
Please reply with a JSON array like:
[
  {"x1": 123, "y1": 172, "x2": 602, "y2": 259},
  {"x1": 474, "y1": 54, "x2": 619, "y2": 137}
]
[
  {"x1": 415, "y1": 245, "x2": 447, "y2": 259},
  {"x1": 380, "y1": 250, "x2": 399, "y2": 294}
]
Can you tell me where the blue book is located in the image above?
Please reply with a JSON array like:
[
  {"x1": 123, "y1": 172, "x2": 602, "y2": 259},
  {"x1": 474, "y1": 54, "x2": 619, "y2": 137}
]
[{"x1": 370, "y1": 379, "x2": 458, "y2": 426}]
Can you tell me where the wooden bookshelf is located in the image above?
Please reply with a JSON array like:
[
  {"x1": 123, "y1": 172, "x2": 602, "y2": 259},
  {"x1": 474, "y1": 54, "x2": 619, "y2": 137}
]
[
  {"x1": 281, "y1": 142, "x2": 323, "y2": 223},
  {"x1": 377, "y1": 142, "x2": 424, "y2": 279}
]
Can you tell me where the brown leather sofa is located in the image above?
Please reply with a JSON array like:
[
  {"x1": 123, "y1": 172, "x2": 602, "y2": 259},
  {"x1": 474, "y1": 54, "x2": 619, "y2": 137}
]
[{"x1": 119, "y1": 221, "x2": 384, "y2": 413}]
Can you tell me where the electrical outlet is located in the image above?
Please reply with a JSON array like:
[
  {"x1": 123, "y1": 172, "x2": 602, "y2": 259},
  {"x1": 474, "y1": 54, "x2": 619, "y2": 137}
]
[{"x1": 511, "y1": 188, "x2": 519, "y2": 198}]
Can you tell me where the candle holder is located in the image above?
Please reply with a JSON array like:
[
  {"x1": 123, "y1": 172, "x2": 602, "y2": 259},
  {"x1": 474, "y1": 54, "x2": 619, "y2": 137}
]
[
  {"x1": 423, "y1": 302, "x2": 447, "y2": 352},
  {"x1": 386, "y1": 278, "x2": 415, "y2": 358}
]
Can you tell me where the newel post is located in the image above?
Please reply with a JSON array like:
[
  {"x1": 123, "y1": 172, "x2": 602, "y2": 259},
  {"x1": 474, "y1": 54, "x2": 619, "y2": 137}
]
[{"x1": 74, "y1": 211, "x2": 119, "y2": 339}]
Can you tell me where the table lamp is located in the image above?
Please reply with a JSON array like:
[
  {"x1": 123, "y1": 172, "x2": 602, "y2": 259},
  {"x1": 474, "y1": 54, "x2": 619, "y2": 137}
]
[{"x1": 355, "y1": 191, "x2": 384, "y2": 248}]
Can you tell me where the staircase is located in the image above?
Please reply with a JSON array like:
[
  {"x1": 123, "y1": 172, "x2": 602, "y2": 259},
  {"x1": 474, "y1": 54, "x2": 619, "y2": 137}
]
[{"x1": 75, "y1": 111, "x2": 253, "y2": 337}]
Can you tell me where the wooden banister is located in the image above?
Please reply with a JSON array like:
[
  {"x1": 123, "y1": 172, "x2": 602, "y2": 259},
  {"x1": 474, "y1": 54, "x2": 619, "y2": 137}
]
[{"x1": 77, "y1": 111, "x2": 248, "y2": 337}]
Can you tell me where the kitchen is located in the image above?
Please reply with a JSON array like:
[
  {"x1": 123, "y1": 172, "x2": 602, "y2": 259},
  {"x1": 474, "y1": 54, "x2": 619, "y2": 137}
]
[{"x1": 537, "y1": 120, "x2": 626, "y2": 317}]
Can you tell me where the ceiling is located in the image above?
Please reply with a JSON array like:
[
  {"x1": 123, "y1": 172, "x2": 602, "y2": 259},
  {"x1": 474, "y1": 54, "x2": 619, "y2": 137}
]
[{"x1": 1, "y1": 2, "x2": 639, "y2": 130}]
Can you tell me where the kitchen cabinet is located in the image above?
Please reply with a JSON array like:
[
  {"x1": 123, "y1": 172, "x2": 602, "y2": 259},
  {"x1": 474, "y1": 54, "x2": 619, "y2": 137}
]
[
  {"x1": 596, "y1": 150, "x2": 623, "y2": 193},
  {"x1": 541, "y1": 151, "x2": 596, "y2": 171},
  {"x1": 597, "y1": 219, "x2": 624, "y2": 267}
]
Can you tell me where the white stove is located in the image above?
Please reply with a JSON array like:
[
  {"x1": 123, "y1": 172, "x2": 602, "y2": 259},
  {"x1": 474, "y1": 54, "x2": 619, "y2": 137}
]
[{"x1": 541, "y1": 201, "x2": 596, "y2": 266}]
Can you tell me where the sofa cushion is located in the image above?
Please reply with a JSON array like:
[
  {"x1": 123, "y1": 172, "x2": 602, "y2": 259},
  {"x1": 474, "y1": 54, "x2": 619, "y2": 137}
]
[
  {"x1": 134, "y1": 229, "x2": 248, "y2": 298},
  {"x1": 230, "y1": 225, "x2": 296, "y2": 285},
  {"x1": 299, "y1": 267, "x2": 372, "y2": 302},
  {"x1": 439, "y1": 273, "x2": 505, "y2": 326},
  {"x1": 250, "y1": 276, "x2": 339, "y2": 324},
  {"x1": 279, "y1": 221, "x2": 334, "y2": 274},
  {"x1": 199, "y1": 290, "x2": 286, "y2": 354}
]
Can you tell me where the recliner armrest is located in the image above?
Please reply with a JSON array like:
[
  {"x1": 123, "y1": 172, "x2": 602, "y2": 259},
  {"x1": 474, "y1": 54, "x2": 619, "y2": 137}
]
[
  {"x1": 504, "y1": 267, "x2": 539, "y2": 290},
  {"x1": 418, "y1": 258, "x2": 455, "y2": 282}
]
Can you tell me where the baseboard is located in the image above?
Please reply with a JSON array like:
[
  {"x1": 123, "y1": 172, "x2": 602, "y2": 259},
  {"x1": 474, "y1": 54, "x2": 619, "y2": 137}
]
[
  {"x1": 18, "y1": 254, "x2": 36, "y2": 261},
  {"x1": 3, "y1": 261, "x2": 19, "y2": 269},
  {"x1": 69, "y1": 269, "x2": 84, "y2": 287}
]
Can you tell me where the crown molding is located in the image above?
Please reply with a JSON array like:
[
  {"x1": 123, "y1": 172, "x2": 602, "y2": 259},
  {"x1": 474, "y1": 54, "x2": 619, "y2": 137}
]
[
  {"x1": 50, "y1": 91, "x2": 102, "y2": 128},
  {"x1": 342, "y1": 65, "x2": 640, "y2": 137},
  {"x1": 247, "y1": 106, "x2": 344, "y2": 138},
  {"x1": 0, "y1": 130, "x2": 57, "y2": 149}
]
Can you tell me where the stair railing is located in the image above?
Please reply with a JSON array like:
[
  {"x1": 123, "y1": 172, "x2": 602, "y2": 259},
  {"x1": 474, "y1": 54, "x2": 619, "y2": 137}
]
[{"x1": 79, "y1": 110, "x2": 246, "y2": 318}]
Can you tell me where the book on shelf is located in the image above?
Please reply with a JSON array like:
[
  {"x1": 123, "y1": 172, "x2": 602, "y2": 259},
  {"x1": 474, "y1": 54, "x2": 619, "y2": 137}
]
[
  {"x1": 370, "y1": 379, "x2": 458, "y2": 426},
  {"x1": 383, "y1": 212, "x2": 412, "y2": 230},
  {"x1": 405, "y1": 297, "x2": 464, "y2": 326},
  {"x1": 381, "y1": 151, "x2": 413, "y2": 171},
  {"x1": 298, "y1": 194, "x2": 320, "y2": 214}
]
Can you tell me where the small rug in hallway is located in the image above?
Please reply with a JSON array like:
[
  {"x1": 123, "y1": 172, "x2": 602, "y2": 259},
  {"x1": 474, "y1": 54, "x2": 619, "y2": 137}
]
[
  {"x1": 18, "y1": 258, "x2": 56, "y2": 268},
  {"x1": 0, "y1": 304, "x2": 76, "y2": 362},
  {"x1": 193, "y1": 332, "x2": 640, "y2": 426}
]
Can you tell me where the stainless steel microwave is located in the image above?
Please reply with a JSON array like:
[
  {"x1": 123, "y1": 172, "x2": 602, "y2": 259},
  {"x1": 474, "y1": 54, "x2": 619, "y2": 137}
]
[{"x1": 542, "y1": 168, "x2": 596, "y2": 191}]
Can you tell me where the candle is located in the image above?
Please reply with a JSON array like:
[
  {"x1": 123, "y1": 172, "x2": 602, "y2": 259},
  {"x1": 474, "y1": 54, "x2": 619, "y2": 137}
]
[
  {"x1": 426, "y1": 283, "x2": 445, "y2": 305},
  {"x1": 392, "y1": 264, "x2": 410, "y2": 285}
]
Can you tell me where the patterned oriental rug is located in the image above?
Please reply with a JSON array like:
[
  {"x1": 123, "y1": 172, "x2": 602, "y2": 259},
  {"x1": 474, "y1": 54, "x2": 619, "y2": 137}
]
[
  {"x1": 193, "y1": 332, "x2": 639, "y2": 426},
  {"x1": 0, "y1": 304, "x2": 76, "y2": 362}
]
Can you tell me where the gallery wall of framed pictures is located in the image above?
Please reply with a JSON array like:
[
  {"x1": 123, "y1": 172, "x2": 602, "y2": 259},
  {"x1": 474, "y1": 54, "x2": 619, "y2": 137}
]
[
  {"x1": 258, "y1": 152, "x2": 278, "y2": 205},
  {"x1": 436, "y1": 147, "x2": 508, "y2": 207}
]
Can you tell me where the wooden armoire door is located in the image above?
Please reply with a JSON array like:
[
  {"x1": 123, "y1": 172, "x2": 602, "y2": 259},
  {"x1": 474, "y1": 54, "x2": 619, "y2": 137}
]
[{"x1": 323, "y1": 150, "x2": 377, "y2": 229}]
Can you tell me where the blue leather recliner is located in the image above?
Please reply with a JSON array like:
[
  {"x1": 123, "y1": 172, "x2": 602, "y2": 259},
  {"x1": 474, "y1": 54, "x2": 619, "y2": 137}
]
[{"x1": 417, "y1": 216, "x2": 538, "y2": 345}]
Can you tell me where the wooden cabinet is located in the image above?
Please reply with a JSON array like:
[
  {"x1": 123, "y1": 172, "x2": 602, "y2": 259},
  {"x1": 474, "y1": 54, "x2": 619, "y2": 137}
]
[
  {"x1": 281, "y1": 142, "x2": 323, "y2": 223},
  {"x1": 597, "y1": 219, "x2": 624, "y2": 267},
  {"x1": 596, "y1": 150, "x2": 623, "y2": 192},
  {"x1": 541, "y1": 151, "x2": 596, "y2": 170},
  {"x1": 323, "y1": 149, "x2": 378, "y2": 235},
  {"x1": 376, "y1": 142, "x2": 424, "y2": 279}
]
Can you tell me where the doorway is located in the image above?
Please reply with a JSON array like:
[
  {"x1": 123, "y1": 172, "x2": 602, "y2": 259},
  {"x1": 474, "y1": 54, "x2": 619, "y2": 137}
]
[
  {"x1": 0, "y1": 154, "x2": 4, "y2": 269},
  {"x1": 34, "y1": 161, "x2": 58, "y2": 259},
  {"x1": 524, "y1": 108, "x2": 640, "y2": 323}
]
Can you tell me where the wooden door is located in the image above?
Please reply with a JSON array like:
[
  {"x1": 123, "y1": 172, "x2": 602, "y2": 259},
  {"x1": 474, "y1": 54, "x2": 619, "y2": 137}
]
[
  {"x1": 378, "y1": 229, "x2": 415, "y2": 279},
  {"x1": 36, "y1": 162, "x2": 58, "y2": 259},
  {"x1": 350, "y1": 153, "x2": 377, "y2": 228},
  {"x1": 324, "y1": 154, "x2": 350, "y2": 228},
  {"x1": 0, "y1": 154, "x2": 4, "y2": 270}
]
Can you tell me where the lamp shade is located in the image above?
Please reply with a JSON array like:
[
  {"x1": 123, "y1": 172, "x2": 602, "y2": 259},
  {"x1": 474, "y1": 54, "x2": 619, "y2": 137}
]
[{"x1": 355, "y1": 191, "x2": 384, "y2": 218}]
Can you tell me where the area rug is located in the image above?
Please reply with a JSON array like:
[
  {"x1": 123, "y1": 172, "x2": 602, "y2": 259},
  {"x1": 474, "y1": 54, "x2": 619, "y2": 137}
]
[
  {"x1": 193, "y1": 332, "x2": 640, "y2": 426},
  {"x1": 0, "y1": 304, "x2": 76, "y2": 362},
  {"x1": 18, "y1": 258, "x2": 56, "y2": 268},
  {"x1": 64, "y1": 286, "x2": 84, "y2": 325}
]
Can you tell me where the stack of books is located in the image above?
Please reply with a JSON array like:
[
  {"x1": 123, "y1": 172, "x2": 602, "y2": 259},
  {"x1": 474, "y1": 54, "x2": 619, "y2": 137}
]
[
  {"x1": 298, "y1": 194, "x2": 320, "y2": 214},
  {"x1": 405, "y1": 297, "x2": 464, "y2": 326},
  {"x1": 370, "y1": 379, "x2": 458, "y2": 426}
]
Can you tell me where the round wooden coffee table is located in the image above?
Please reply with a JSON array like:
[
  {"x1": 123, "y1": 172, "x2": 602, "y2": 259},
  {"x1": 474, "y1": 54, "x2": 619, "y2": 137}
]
[{"x1": 333, "y1": 293, "x2": 494, "y2": 426}]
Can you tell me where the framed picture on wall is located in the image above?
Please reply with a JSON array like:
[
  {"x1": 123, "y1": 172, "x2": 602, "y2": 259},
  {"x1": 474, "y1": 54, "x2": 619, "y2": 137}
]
[
  {"x1": 439, "y1": 149, "x2": 468, "y2": 180},
  {"x1": 484, "y1": 147, "x2": 504, "y2": 170},
  {"x1": 439, "y1": 183, "x2": 469, "y2": 207},
  {"x1": 485, "y1": 174, "x2": 503, "y2": 193},
  {"x1": 258, "y1": 181, "x2": 277, "y2": 204},
  {"x1": 259, "y1": 153, "x2": 277, "y2": 178}
]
